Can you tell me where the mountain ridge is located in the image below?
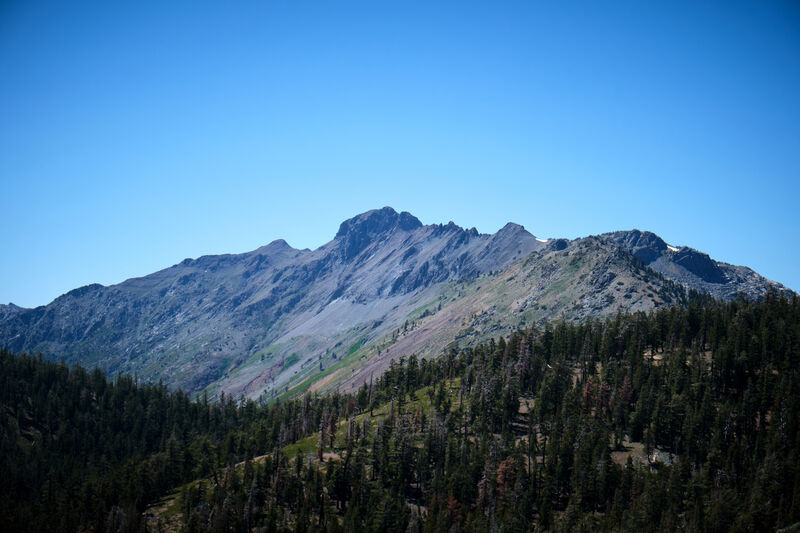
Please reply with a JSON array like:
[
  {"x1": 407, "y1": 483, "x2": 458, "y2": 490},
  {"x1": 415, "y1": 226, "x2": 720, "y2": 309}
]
[{"x1": 0, "y1": 208, "x2": 787, "y2": 400}]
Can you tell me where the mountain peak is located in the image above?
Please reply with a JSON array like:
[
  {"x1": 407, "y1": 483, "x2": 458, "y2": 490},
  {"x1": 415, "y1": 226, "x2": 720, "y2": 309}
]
[
  {"x1": 335, "y1": 207, "x2": 422, "y2": 239},
  {"x1": 268, "y1": 238, "x2": 290, "y2": 247},
  {"x1": 261, "y1": 238, "x2": 294, "y2": 251},
  {"x1": 497, "y1": 222, "x2": 528, "y2": 235},
  {"x1": 335, "y1": 207, "x2": 422, "y2": 260},
  {"x1": 606, "y1": 229, "x2": 668, "y2": 264},
  {"x1": 605, "y1": 230, "x2": 735, "y2": 288},
  {"x1": 0, "y1": 303, "x2": 26, "y2": 321}
]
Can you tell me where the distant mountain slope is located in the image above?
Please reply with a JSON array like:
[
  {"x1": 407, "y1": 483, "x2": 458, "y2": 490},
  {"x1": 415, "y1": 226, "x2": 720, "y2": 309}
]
[
  {"x1": 0, "y1": 303, "x2": 25, "y2": 321},
  {"x1": 0, "y1": 208, "x2": 787, "y2": 399},
  {"x1": 605, "y1": 230, "x2": 784, "y2": 299}
]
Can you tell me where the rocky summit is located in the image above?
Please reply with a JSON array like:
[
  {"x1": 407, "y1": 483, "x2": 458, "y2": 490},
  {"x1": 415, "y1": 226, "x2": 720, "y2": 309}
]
[{"x1": 0, "y1": 208, "x2": 787, "y2": 400}]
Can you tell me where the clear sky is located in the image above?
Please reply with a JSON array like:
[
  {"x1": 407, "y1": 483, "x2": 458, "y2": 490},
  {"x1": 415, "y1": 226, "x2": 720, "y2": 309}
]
[{"x1": 1, "y1": 0, "x2": 798, "y2": 308}]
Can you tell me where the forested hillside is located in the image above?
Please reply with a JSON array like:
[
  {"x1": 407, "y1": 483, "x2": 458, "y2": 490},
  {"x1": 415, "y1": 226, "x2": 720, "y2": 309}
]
[{"x1": 2, "y1": 291, "x2": 799, "y2": 532}]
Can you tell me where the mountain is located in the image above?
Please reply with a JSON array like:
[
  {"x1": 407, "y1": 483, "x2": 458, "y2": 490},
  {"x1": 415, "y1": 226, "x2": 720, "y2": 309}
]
[
  {"x1": 0, "y1": 303, "x2": 25, "y2": 321},
  {"x1": 0, "y1": 207, "x2": 786, "y2": 400},
  {"x1": 605, "y1": 229, "x2": 779, "y2": 299}
]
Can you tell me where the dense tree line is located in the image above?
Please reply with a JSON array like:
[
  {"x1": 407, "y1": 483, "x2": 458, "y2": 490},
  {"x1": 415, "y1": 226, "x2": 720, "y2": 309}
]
[
  {"x1": 2, "y1": 290, "x2": 799, "y2": 531},
  {"x1": 0, "y1": 350, "x2": 353, "y2": 532}
]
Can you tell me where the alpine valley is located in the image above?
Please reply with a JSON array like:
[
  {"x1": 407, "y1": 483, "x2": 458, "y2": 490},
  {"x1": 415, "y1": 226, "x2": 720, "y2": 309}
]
[{"x1": 0, "y1": 207, "x2": 785, "y2": 401}]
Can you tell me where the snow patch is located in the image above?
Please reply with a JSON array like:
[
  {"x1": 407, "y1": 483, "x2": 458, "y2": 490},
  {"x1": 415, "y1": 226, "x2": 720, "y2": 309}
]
[
  {"x1": 535, "y1": 238, "x2": 548, "y2": 243},
  {"x1": 667, "y1": 245, "x2": 679, "y2": 252}
]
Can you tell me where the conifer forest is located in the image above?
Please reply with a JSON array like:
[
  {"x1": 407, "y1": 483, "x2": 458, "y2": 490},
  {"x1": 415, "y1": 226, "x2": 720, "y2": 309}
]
[{"x1": 2, "y1": 292, "x2": 799, "y2": 532}]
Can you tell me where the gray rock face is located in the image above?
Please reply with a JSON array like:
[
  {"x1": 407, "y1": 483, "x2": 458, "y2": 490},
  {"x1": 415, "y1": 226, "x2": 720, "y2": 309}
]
[
  {"x1": 0, "y1": 303, "x2": 25, "y2": 322},
  {"x1": 604, "y1": 230, "x2": 785, "y2": 298},
  {"x1": 0, "y1": 210, "x2": 787, "y2": 399},
  {"x1": 335, "y1": 207, "x2": 423, "y2": 261},
  {"x1": 609, "y1": 229, "x2": 669, "y2": 264}
]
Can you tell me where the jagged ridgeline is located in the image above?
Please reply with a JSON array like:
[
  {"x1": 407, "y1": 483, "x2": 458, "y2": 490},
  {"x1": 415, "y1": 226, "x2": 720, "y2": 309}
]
[
  {"x1": 0, "y1": 208, "x2": 785, "y2": 403},
  {"x1": 2, "y1": 292, "x2": 799, "y2": 532}
]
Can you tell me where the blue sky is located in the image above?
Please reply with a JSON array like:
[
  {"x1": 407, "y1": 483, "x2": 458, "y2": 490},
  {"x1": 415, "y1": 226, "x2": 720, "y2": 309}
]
[{"x1": 1, "y1": 0, "x2": 798, "y2": 307}]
